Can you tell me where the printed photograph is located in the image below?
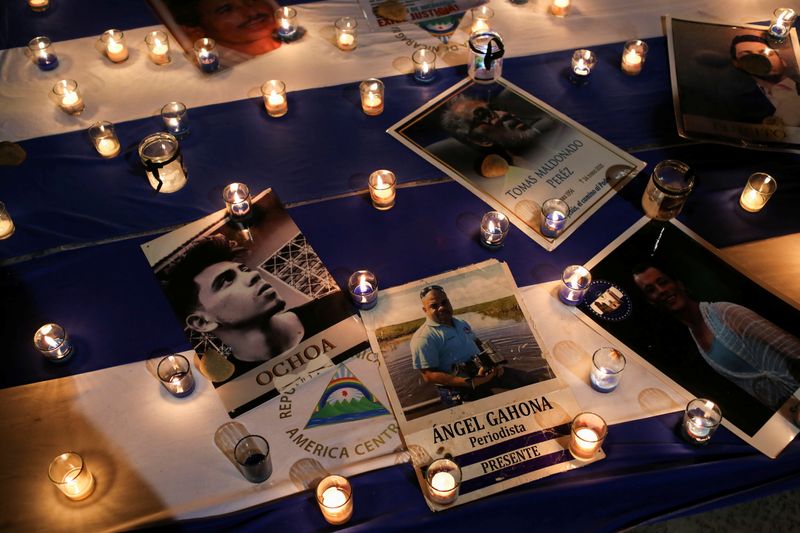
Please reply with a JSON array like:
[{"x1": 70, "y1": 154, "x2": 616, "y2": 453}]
[{"x1": 668, "y1": 17, "x2": 800, "y2": 151}]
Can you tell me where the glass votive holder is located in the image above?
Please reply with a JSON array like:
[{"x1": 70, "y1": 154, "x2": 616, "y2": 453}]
[
  {"x1": 571, "y1": 49, "x2": 597, "y2": 84},
  {"x1": 0, "y1": 202, "x2": 15, "y2": 240},
  {"x1": 348, "y1": 270, "x2": 378, "y2": 310},
  {"x1": 470, "y1": 5, "x2": 493, "y2": 34},
  {"x1": 100, "y1": 29, "x2": 129, "y2": 63},
  {"x1": 261, "y1": 79, "x2": 288, "y2": 118},
  {"x1": 161, "y1": 101, "x2": 190, "y2": 138},
  {"x1": 34, "y1": 323, "x2": 74, "y2": 362},
  {"x1": 28, "y1": 0, "x2": 50, "y2": 12},
  {"x1": 550, "y1": 0, "x2": 571, "y2": 17},
  {"x1": 28, "y1": 36, "x2": 58, "y2": 71},
  {"x1": 138, "y1": 132, "x2": 188, "y2": 193},
  {"x1": 316, "y1": 475, "x2": 353, "y2": 525},
  {"x1": 223, "y1": 182, "x2": 252, "y2": 217},
  {"x1": 276, "y1": 7, "x2": 298, "y2": 40},
  {"x1": 468, "y1": 31, "x2": 504, "y2": 84},
  {"x1": 157, "y1": 354, "x2": 195, "y2": 397},
  {"x1": 194, "y1": 37, "x2": 219, "y2": 73},
  {"x1": 51, "y1": 79, "x2": 85, "y2": 116},
  {"x1": 335, "y1": 17, "x2": 358, "y2": 51},
  {"x1": 234, "y1": 435, "x2": 273, "y2": 483},
  {"x1": 569, "y1": 412, "x2": 607, "y2": 460},
  {"x1": 480, "y1": 211, "x2": 509, "y2": 249},
  {"x1": 590, "y1": 347, "x2": 626, "y2": 392},
  {"x1": 558, "y1": 264, "x2": 591, "y2": 305},
  {"x1": 88, "y1": 121, "x2": 121, "y2": 158},
  {"x1": 412, "y1": 49, "x2": 437, "y2": 83},
  {"x1": 641, "y1": 160, "x2": 694, "y2": 221},
  {"x1": 541, "y1": 198, "x2": 568, "y2": 238},
  {"x1": 681, "y1": 398, "x2": 722, "y2": 444},
  {"x1": 769, "y1": 8, "x2": 797, "y2": 41},
  {"x1": 425, "y1": 458, "x2": 461, "y2": 505},
  {"x1": 360, "y1": 78, "x2": 384, "y2": 116},
  {"x1": 621, "y1": 39, "x2": 648, "y2": 76},
  {"x1": 368, "y1": 169, "x2": 396, "y2": 209},
  {"x1": 739, "y1": 172, "x2": 777, "y2": 212},
  {"x1": 48, "y1": 452, "x2": 95, "y2": 500},
  {"x1": 145, "y1": 30, "x2": 171, "y2": 65}
]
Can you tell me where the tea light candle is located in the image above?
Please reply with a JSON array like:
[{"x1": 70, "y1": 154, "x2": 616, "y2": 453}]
[
  {"x1": 88, "y1": 121, "x2": 121, "y2": 158},
  {"x1": 769, "y1": 8, "x2": 797, "y2": 40},
  {"x1": 541, "y1": 198, "x2": 568, "y2": 238},
  {"x1": 368, "y1": 169, "x2": 396, "y2": 210},
  {"x1": 51, "y1": 79, "x2": 85, "y2": 115},
  {"x1": 590, "y1": 347, "x2": 626, "y2": 392},
  {"x1": 261, "y1": 80, "x2": 288, "y2": 117},
  {"x1": 470, "y1": 5, "x2": 493, "y2": 34},
  {"x1": 28, "y1": 0, "x2": 49, "y2": 12},
  {"x1": 276, "y1": 7, "x2": 298, "y2": 39},
  {"x1": 412, "y1": 49, "x2": 437, "y2": 83},
  {"x1": 194, "y1": 38, "x2": 220, "y2": 73},
  {"x1": 48, "y1": 453, "x2": 95, "y2": 500},
  {"x1": 569, "y1": 412, "x2": 607, "y2": 460},
  {"x1": 101, "y1": 30, "x2": 129, "y2": 62},
  {"x1": 157, "y1": 354, "x2": 195, "y2": 397},
  {"x1": 34, "y1": 323, "x2": 75, "y2": 362},
  {"x1": 425, "y1": 458, "x2": 461, "y2": 505},
  {"x1": 145, "y1": 30, "x2": 171, "y2": 65},
  {"x1": 0, "y1": 202, "x2": 14, "y2": 240},
  {"x1": 223, "y1": 182, "x2": 252, "y2": 217},
  {"x1": 550, "y1": 0, "x2": 571, "y2": 17},
  {"x1": 348, "y1": 270, "x2": 378, "y2": 310},
  {"x1": 161, "y1": 101, "x2": 189, "y2": 137},
  {"x1": 316, "y1": 475, "x2": 353, "y2": 525},
  {"x1": 682, "y1": 398, "x2": 722, "y2": 444},
  {"x1": 558, "y1": 264, "x2": 591, "y2": 305},
  {"x1": 571, "y1": 49, "x2": 597, "y2": 84},
  {"x1": 621, "y1": 40, "x2": 648, "y2": 75},
  {"x1": 28, "y1": 37, "x2": 58, "y2": 71},
  {"x1": 480, "y1": 211, "x2": 509, "y2": 249},
  {"x1": 360, "y1": 78, "x2": 384, "y2": 116},
  {"x1": 335, "y1": 17, "x2": 358, "y2": 51},
  {"x1": 739, "y1": 172, "x2": 777, "y2": 212}
]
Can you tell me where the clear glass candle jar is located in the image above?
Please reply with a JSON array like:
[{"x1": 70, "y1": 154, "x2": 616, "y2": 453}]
[
  {"x1": 100, "y1": 29, "x2": 129, "y2": 62},
  {"x1": 51, "y1": 79, "x2": 85, "y2": 115},
  {"x1": 28, "y1": 36, "x2": 58, "y2": 71},
  {"x1": 468, "y1": 31, "x2": 504, "y2": 84},
  {"x1": 88, "y1": 121, "x2": 121, "y2": 158},
  {"x1": 138, "y1": 132, "x2": 188, "y2": 193},
  {"x1": 641, "y1": 160, "x2": 694, "y2": 221},
  {"x1": 335, "y1": 17, "x2": 358, "y2": 51},
  {"x1": 145, "y1": 30, "x2": 171, "y2": 65}
]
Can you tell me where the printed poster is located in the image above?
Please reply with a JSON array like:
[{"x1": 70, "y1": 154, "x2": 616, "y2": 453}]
[
  {"x1": 359, "y1": 0, "x2": 483, "y2": 29},
  {"x1": 388, "y1": 78, "x2": 646, "y2": 251}
]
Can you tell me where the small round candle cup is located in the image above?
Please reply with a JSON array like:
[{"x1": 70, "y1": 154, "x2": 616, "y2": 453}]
[
  {"x1": 194, "y1": 37, "x2": 220, "y2": 73},
  {"x1": 641, "y1": 160, "x2": 694, "y2": 221},
  {"x1": 590, "y1": 347, "x2": 626, "y2": 392},
  {"x1": 368, "y1": 169, "x2": 396, "y2": 210},
  {"x1": 480, "y1": 211, "x2": 509, "y2": 249},
  {"x1": 145, "y1": 30, "x2": 171, "y2": 65},
  {"x1": 541, "y1": 198, "x2": 569, "y2": 238},
  {"x1": 550, "y1": 0, "x2": 571, "y2": 17},
  {"x1": 682, "y1": 398, "x2": 722, "y2": 444},
  {"x1": 360, "y1": 78, "x2": 384, "y2": 116},
  {"x1": 316, "y1": 475, "x2": 353, "y2": 525},
  {"x1": 425, "y1": 458, "x2": 461, "y2": 505},
  {"x1": 739, "y1": 172, "x2": 777, "y2": 213},
  {"x1": 569, "y1": 412, "x2": 607, "y2": 460},
  {"x1": 223, "y1": 182, "x2": 252, "y2": 218},
  {"x1": 412, "y1": 49, "x2": 437, "y2": 83},
  {"x1": 100, "y1": 29, "x2": 129, "y2": 63},
  {"x1": 88, "y1": 121, "x2": 121, "y2": 158},
  {"x1": 261, "y1": 80, "x2": 288, "y2": 118},
  {"x1": 468, "y1": 31, "x2": 504, "y2": 84},
  {"x1": 161, "y1": 101, "x2": 190, "y2": 138},
  {"x1": 0, "y1": 202, "x2": 16, "y2": 240},
  {"x1": 157, "y1": 354, "x2": 195, "y2": 398},
  {"x1": 138, "y1": 132, "x2": 188, "y2": 193},
  {"x1": 335, "y1": 17, "x2": 358, "y2": 51},
  {"x1": 28, "y1": 0, "x2": 50, "y2": 12},
  {"x1": 234, "y1": 435, "x2": 273, "y2": 483},
  {"x1": 570, "y1": 49, "x2": 597, "y2": 84},
  {"x1": 28, "y1": 36, "x2": 58, "y2": 71},
  {"x1": 48, "y1": 452, "x2": 95, "y2": 500},
  {"x1": 276, "y1": 7, "x2": 298, "y2": 39},
  {"x1": 348, "y1": 270, "x2": 378, "y2": 310},
  {"x1": 470, "y1": 5, "x2": 493, "y2": 34},
  {"x1": 559, "y1": 264, "x2": 591, "y2": 305},
  {"x1": 769, "y1": 8, "x2": 797, "y2": 41},
  {"x1": 51, "y1": 79, "x2": 85, "y2": 116},
  {"x1": 34, "y1": 323, "x2": 74, "y2": 362},
  {"x1": 621, "y1": 39, "x2": 648, "y2": 76}
]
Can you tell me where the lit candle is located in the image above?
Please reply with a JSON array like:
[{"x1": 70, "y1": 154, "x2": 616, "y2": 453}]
[
  {"x1": 276, "y1": 7, "x2": 298, "y2": 39},
  {"x1": 261, "y1": 80, "x2": 288, "y2": 118},
  {"x1": 223, "y1": 182, "x2": 252, "y2": 217},
  {"x1": 769, "y1": 8, "x2": 797, "y2": 41},
  {"x1": 48, "y1": 453, "x2": 95, "y2": 500},
  {"x1": 550, "y1": 0, "x2": 571, "y2": 17},
  {"x1": 348, "y1": 270, "x2": 378, "y2": 310},
  {"x1": 739, "y1": 172, "x2": 777, "y2": 212},
  {"x1": 146, "y1": 31, "x2": 171, "y2": 65},
  {"x1": 368, "y1": 169, "x2": 396, "y2": 210},
  {"x1": 88, "y1": 121, "x2": 121, "y2": 158},
  {"x1": 480, "y1": 211, "x2": 509, "y2": 249},
  {"x1": 569, "y1": 412, "x2": 607, "y2": 460},
  {"x1": 28, "y1": 37, "x2": 58, "y2": 71},
  {"x1": 681, "y1": 398, "x2": 722, "y2": 444},
  {"x1": 0, "y1": 202, "x2": 13, "y2": 240},
  {"x1": 412, "y1": 49, "x2": 437, "y2": 83},
  {"x1": 28, "y1": 0, "x2": 49, "y2": 12},
  {"x1": 33, "y1": 323, "x2": 75, "y2": 362},
  {"x1": 96, "y1": 137, "x2": 120, "y2": 157},
  {"x1": 52, "y1": 79, "x2": 85, "y2": 115},
  {"x1": 468, "y1": 31, "x2": 504, "y2": 84},
  {"x1": 425, "y1": 458, "x2": 461, "y2": 505},
  {"x1": 590, "y1": 347, "x2": 626, "y2": 392},
  {"x1": 360, "y1": 78, "x2": 385, "y2": 116},
  {"x1": 161, "y1": 101, "x2": 189, "y2": 137},
  {"x1": 335, "y1": 17, "x2": 358, "y2": 51},
  {"x1": 138, "y1": 132, "x2": 188, "y2": 193},
  {"x1": 194, "y1": 38, "x2": 220, "y2": 73},
  {"x1": 316, "y1": 475, "x2": 353, "y2": 525},
  {"x1": 101, "y1": 30, "x2": 129, "y2": 63},
  {"x1": 157, "y1": 354, "x2": 195, "y2": 398},
  {"x1": 470, "y1": 5, "x2": 493, "y2": 34},
  {"x1": 541, "y1": 198, "x2": 568, "y2": 238},
  {"x1": 570, "y1": 49, "x2": 597, "y2": 84},
  {"x1": 558, "y1": 264, "x2": 591, "y2": 305},
  {"x1": 621, "y1": 40, "x2": 648, "y2": 75}
]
